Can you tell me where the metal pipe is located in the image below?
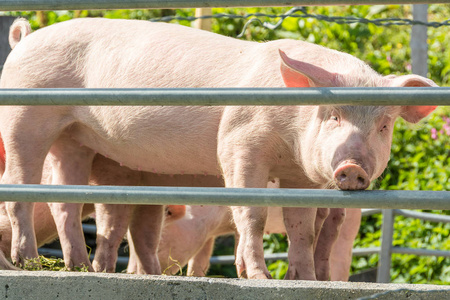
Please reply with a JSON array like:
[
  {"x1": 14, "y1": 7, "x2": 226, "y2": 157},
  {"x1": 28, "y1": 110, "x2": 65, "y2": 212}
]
[
  {"x1": 0, "y1": 88, "x2": 448, "y2": 106},
  {"x1": 1, "y1": 0, "x2": 447, "y2": 11},
  {"x1": 0, "y1": 185, "x2": 449, "y2": 210},
  {"x1": 377, "y1": 209, "x2": 395, "y2": 283},
  {"x1": 352, "y1": 247, "x2": 381, "y2": 256},
  {"x1": 392, "y1": 247, "x2": 450, "y2": 257},
  {"x1": 82, "y1": 224, "x2": 97, "y2": 235},
  {"x1": 394, "y1": 209, "x2": 450, "y2": 223},
  {"x1": 361, "y1": 208, "x2": 382, "y2": 217}
]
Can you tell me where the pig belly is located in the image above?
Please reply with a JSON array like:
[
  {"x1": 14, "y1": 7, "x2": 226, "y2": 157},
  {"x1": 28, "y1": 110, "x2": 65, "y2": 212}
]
[
  {"x1": 67, "y1": 106, "x2": 223, "y2": 175},
  {"x1": 264, "y1": 207, "x2": 286, "y2": 234}
]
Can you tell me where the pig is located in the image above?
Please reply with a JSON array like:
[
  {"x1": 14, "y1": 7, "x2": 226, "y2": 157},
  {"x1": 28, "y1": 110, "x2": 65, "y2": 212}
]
[
  {"x1": 156, "y1": 205, "x2": 361, "y2": 280},
  {"x1": 91, "y1": 157, "x2": 347, "y2": 279},
  {"x1": 0, "y1": 133, "x2": 184, "y2": 272},
  {"x1": 0, "y1": 202, "x2": 95, "y2": 270},
  {"x1": 0, "y1": 18, "x2": 437, "y2": 279},
  {"x1": 0, "y1": 133, "x2": 96, "y2": 270}
]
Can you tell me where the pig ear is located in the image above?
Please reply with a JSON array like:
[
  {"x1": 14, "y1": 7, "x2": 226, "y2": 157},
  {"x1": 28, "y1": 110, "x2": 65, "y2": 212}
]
[
  {"x1": 388, "y1": 74, "x2": 439, "y2": 123},
  {"x1": 388, "y1": 74, "x2": 438, "y2": 88},
  {"x1": 279, "y1": 49, "x2": 338, "y2": 87},
  {"x1": 165, "y1": 205, "x2": 186, "y2": 221}
]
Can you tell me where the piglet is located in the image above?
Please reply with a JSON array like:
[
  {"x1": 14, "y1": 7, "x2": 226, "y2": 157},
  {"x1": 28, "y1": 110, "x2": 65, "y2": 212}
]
[
  {"x1": 157, "y1": 205, "x2": 361, "y2": 281},
  {"x1": 0, "y1": 18, "x2": 437, "y2": 279}
]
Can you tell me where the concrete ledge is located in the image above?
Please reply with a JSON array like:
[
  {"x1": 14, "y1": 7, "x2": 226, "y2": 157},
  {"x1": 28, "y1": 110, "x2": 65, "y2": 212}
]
[{"x1": 0, "y1": 271, "x2": 449, "y2": 299}]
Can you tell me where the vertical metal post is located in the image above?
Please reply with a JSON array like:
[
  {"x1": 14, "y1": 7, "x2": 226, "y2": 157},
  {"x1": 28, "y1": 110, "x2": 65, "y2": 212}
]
[
  {"x1": 411, "y1": 4, "x2": 428, "y2": 77},
  {"x1": 0, "y1": 16, "x2": 15, "y2": 73},
  {"x1": 194, "y1": 8, "x2": 212, "y2": 31},
  {"x1": 377, "y1": 209, "x2": 395, "y2": 283}
]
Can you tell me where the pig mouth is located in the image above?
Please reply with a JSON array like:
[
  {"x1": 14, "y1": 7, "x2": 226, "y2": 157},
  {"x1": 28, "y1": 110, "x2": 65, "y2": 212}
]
[{"x1": 332, "y1": 161, "x2": 370, "y2": 190}]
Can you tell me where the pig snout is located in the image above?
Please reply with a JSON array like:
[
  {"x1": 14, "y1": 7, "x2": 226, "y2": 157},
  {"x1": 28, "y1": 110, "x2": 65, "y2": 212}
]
[{"x1": 333, "y1": 163, "x2": 369, "y2": 190}]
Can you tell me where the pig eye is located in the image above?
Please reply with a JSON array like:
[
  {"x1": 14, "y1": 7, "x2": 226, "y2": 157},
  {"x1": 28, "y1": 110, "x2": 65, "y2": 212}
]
[
  {"x1": 380, "y1": 125, "x2": 388, "y2": 132},
  {"x1": 330, "y1": 116, "x2": 339, "y2": 122}
]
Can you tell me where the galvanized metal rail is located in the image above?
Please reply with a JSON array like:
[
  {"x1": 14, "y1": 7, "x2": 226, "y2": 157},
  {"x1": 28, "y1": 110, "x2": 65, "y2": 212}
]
[
  {"x1": 0, "y1": 88, "x2": 448, "y2": 106},
  {"x1": 1, "y1": 185, "x2": 449, "y2": 210},
  {"x1": 1, "y1": 0, "x2": 449, "y2": 11}
]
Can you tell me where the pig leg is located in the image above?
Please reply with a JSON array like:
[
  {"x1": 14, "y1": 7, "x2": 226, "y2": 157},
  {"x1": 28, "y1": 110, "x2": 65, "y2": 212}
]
[
  {"x1": 218, "y1": 126, "x2": 271, "y2": 278},
  {"x1": 47, "y1": 136, "x2": 96, "y2": 270},
  {"x1": 231, "y1": 205, "x2": 269, "y2": 279},
  {"x1": 92, "y1": 204, "x2": 133, "y2": 272},
  {"x1": 128, "y1": 205, "x2": 164, "y2": 274},
  {"x1": 89, "y1": 154, "x2": 141, "y2": 272},
  {"x1": 314, "y1": 208, "x2": 330, "y2": 250},
  {"x1": 187, "y1": 237, "x2": 216, "y2": 276},
  {"x1": 126, "y1": 230, "x2": 138, "y2": 274},
  {"x1": 330, "y1": 208, "x2": 361, "y2": 281},
  {"x1": 0, "y1": 109, "x2": 63, "y2": 266},
  {"x1": 282, "y1": 207, "x2": 317, "y2": 280},
  {"x1": 223, "y1": 162, "x2": 270, "y2": 279},
  {"x1": 314, "y1": 208, "x2": 346, "y2": 281}
]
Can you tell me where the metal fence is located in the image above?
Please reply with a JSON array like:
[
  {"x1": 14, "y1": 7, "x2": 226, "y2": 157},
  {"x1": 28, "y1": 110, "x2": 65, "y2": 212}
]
[
  {"x1": 1, "y1": 0, "x2": 450, "y2": 11},
  {"x1": 0, "y1": 0, "x2": 449, "y2": 285}
]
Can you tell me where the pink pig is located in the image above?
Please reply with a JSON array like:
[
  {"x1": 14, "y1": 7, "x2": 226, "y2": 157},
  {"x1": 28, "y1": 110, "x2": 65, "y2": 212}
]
[
  {"x1": 156, "y1": 205, "x2": 361, "y2": 280},
  {"x1": 0, "y1": 138, "x2": 184, "y2": 272},
  {"x1": 0, "y1": 18, "x2": 436, "y2": 279}
]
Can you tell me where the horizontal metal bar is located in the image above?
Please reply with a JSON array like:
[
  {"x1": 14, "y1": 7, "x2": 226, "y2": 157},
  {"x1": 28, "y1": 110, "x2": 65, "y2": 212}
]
[
  {"x1": 0, "y1": 185, "x2": 449, "y2": 210},
  {"x1": 82, "y1": 224, "x2": 97, "y2": 235},
  {"x1": 209, "y1": 247, "x2": 382, "y2": 265},
  {"x1": 0, "y1": 88, "x2": 448, "y2": 106},
  {"x1": 392, "y1": 247, "x2": 450, "y2": 257},
  {"x1": 393, "y1": 209, "x2": 450, "y2": 223},
  {"x1": 1, "y1": 0, "x2": 447, "y2": 11},
  {"x1": 352, "y1": 247, "x2": 381, "y2": 256},
  {"x1": 361, "y1": 208, "x2": 382, "y2": 217}
]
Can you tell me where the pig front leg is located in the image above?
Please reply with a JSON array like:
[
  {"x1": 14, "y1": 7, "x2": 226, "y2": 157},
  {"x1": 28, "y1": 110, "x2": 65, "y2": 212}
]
[
  {"x1": 314, "y1": 208, "x2": 346, "y2": 281},
  {"x1": 220, "y1": 159, "x2": 270, "y2": 278},
  {"x1": 231, "y1": 206, "x2": 270, "y2": 279},
  {"x1": 282, "y1": 207, "x2": 317, "y2": 280},
  {"x1": 187, "y1": 237, "x2": 216, "y2": 276},
  {"x1": 47, "y1": 136, "x2": 96, "y2": 271},
  {"x1": 128, "y1": 205, "x2": 164, "y2": 275},
  {"x1": 314, "y1": 208, "x2": 330, "y2": 250},
  {"x1": 223, "y1": 165, "x2": 271, "y2": 279},
  {"x1": 330, "y1": 208, "x2": 361, "y2": 281},
  {"x1": 93, "y1": 204, "x2": 133, "y2": 273}
]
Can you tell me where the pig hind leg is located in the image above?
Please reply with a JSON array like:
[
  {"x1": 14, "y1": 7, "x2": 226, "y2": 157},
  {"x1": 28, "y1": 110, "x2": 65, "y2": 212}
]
[
  {"x1": 1, "y1": 109, "x2": 68, "y2": 266},
  {"x1": 47, "y1": 135, "x2": 96, "y2": 271},
  {"x1": 187, "y1": 237, "x2": 216, "y2": 276},
  {"x1": 93, "y1": 204, "x2": 133, "y2": 272},
  {"x1": 128, "y1": 205, "x2": 164, "y2": 274}
]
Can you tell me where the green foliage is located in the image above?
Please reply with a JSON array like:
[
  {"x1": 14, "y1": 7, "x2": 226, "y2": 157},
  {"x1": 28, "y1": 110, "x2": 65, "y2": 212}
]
[{"x1": 352, "y1": 107, "x2": 450, "y2": 284}]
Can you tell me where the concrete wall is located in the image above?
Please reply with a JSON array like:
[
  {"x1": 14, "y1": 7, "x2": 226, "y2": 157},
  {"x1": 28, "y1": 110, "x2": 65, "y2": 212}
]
[{"x1": 0, "y1": 271, "x2": 449, "y2": 300}]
